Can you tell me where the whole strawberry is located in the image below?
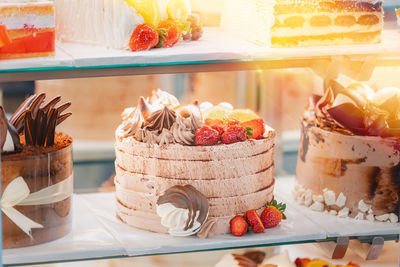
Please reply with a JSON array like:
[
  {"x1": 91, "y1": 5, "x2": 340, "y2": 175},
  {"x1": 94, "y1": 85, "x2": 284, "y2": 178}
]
[
  {"x1": 261, "y1": 200, "x2": 286, "y2": 229},
  {"x1": 129, "y1": 24, "x2": 159, "y2": 51},
  {"x1": 230, "y1": 215, "x2": 248, "y2": 237},
  {"x1": 221, "y1": 124, "x2": 247, "y2": 145},
  {"x1": 158, "y1": 20, "x2": 182, "y2": 48},
  {"x1": 245, "y1": 209, "x2": 264, "y2": 233},
  {"x1": 195, "y1": 125, "x2": 219, "y2": 146}
]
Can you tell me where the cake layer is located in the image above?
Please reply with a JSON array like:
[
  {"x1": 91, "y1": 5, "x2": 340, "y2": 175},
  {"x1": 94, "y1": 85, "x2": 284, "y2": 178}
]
[
  {"x1": 272, "y1": 31, "x2": 380, "y2": 47},
  {"x1": 296, "y1": 121, "x2": 400, "y2": 217},
  {"x1": 115, "y1": 147, "x2": 274, "y2": 179},
  {"x1": 0, "y1": 2, "x2": 54, "y2": 17},
  {"x1": 115, "y1": 163, "x2": 274, "y2": 198},
  {"x1": 116, "y1": 179, "x2": 275, "y2": 217},
  {"x1": 116, "y1": 126, "x2": 275, "y2": 161},
  {"x1": 272, "y1": 12, "x2": 382, "y2": 37},
  {"x1": 116, "y1": 198, "x2": 266, "y2": 237}
]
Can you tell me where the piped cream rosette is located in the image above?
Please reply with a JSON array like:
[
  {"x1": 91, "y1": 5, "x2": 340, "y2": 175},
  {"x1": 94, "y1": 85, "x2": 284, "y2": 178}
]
[{"x1": 1, "y1": 174, "x2": 73, "y2": 237}]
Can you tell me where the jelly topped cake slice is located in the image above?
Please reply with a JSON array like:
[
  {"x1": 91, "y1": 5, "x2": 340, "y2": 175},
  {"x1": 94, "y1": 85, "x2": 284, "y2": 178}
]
[
  {"x1": 0, "y1": 1, "x2": 55, "y2": 59},
  {"x1": 272, "y1": 0, "x2": 384, "y2": 47}
]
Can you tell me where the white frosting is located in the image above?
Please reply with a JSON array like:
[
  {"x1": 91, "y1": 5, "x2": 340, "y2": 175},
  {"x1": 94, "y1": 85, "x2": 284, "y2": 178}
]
[
  {"x1": 55, "y1": 0, "x2": 145, "y2": 50},
  {"x1": 0, "y1": 15, "x2": 54, "y2": 30},
  {"x1": 220, "y1": 0, "x2": 276, "y2": 46},
  {"x1": 156, "y1": 203, "x2": 202, "y2": 236},
  {"x1": 3, "y1": 130, "x2": 15, "y2": 152}
]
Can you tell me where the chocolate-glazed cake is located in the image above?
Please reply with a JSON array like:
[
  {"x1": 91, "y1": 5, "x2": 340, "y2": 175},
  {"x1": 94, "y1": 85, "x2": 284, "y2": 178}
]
[
  {"x1": 1, "y1": 93, "x2": 73, "y2": 248},
  {"x1": 294, "y1": 81, "x2": 400, "y2": 223},
  {"x1": 272, "y1": 0, "x2": 384, "y2": 47}
]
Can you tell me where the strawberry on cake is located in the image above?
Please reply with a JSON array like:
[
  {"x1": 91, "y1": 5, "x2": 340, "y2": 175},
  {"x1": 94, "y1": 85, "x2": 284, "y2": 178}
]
[
  {"x1": 114, "y1": 89, "x2": 276, "y2": 237},
  {"x1": 55, "y1": 0, "x2": 203, "y2": 52},
  {"x1": 295, "y1": 80, "x2": 400, "y2": 223}
]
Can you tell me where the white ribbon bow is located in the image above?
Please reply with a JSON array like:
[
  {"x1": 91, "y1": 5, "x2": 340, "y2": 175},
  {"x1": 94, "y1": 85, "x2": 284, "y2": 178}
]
[{"x1": 1, "y1": 174, "x2": 73, "y2": 237}]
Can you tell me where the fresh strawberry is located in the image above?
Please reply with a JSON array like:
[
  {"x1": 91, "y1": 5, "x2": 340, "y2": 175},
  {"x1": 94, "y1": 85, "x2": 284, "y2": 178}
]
[
  {"x1": 240, "y1": 118, "x2": 265, "y2": 140},
  {"x1": 157, "y1": 20, "x2": 182, "y2": 48},
  {"x1": 230, "y1": 215, "x2": 248, "y2": 237},
  {"x1": 245, "y1": 210, "x2": 264, "y2": 233},
  {"x1": 205, "y1": 118, "x2": 225, "y2": 135},
  {"x1": 129, "y1": 24, "x2": 159, "y2": 51},
  {"x1": 221, "y1": 125, "x2": 247, "y2": 145},
  {"x1": 260, "y1": 200, "x2": 286, "y2": 229},
  {"x1": 295, "y1": 258, "x2": 311, "y2": 267},
  {"x1": 195, "y1": 125, "x2": 219, "y2": 146},
  {"x1": 224, "y1": 118, "x2": 240, "y2": 129}
]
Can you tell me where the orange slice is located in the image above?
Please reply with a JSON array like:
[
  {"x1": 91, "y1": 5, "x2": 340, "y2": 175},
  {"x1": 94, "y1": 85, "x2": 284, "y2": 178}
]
[
  {"x1": 0, "y1": 25, "x2": 12, "y2": 48},
  {"x1": 228, "y1": 109, "x2": 260, "y2": 122}
]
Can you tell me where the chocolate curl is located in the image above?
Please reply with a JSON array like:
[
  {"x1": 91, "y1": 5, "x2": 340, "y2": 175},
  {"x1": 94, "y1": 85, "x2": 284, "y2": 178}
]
[
  {"x1": 327, "y1": 103, "x2": 367, "y2": 136},
  {"x1": 12, "y1": 94, "x2": 71, "y2": 148}
]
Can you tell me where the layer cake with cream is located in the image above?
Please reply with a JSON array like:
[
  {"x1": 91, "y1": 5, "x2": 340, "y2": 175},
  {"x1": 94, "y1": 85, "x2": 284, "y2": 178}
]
[
  {"x1": 272, "y1": 0, "x2": 384, "y2": 47},
  {"x1": 115, "y1": 89, "x2": 276, "y2": 237},
  {"x1": 0, "y1": 0, "x2": 55, "y2": 59},
  {"x1": 295, "y1": 80, "x2": 400, "y2": 223}
]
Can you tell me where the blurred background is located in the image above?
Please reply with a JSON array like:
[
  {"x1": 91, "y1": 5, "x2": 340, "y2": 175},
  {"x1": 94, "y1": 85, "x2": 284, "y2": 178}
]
[{"x1": 1, "y1": 0, "x2": 400, "y2": 266}]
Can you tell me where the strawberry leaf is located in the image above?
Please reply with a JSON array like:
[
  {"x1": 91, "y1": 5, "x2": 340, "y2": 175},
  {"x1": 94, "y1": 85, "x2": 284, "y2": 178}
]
[
  {"x1": 245, "y1": 127, "x2": 253, "y2": 136},
  {"x1": 156, "y1": 28, "x2": 168, "y2": 48},
  {"x1": 266, "y1": 200, "x2": 287, "y2": 220}
]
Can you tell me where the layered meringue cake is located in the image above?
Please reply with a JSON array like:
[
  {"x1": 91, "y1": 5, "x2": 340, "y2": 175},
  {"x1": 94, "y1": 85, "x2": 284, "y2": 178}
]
[
  {"x1": 115, "y1": 89, "x2": 276, "y2": 237},
  {"x1": 295, "y1": 81, "x2": 400, "y2": 223}
]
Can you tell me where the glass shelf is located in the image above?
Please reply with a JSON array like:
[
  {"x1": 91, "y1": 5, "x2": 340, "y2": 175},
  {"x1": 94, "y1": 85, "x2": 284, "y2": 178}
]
[
  {"x1": 3, "y1": 177, "x2": 398, "y2": 266},
  {"x1": 1, "y1": 28, "x2": 400, "y2": 82}
]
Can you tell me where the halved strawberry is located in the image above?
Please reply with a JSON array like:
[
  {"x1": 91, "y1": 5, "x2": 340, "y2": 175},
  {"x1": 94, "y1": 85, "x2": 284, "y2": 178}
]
[
  {"x1": 205, "y1": 118, "x2": 225, "y2": 135},
  {"x1": 245, "y1": 210, "x2": 264, "y2": 233},
  {"x1": 129, "y1": 24, "x2": 159, "y2": 51},
  {"x1": 230, "y1": 215, "x2": 248, "y2": 237},
  {"x1": 260, "y1": 200, "x2": 286, "y2": 229},
  {"x1": 157, "y1": 20, "x2": 182, "y2": 48},
  {"x1": 240, "y1": 118, "x2": 265, "y2": 140}
]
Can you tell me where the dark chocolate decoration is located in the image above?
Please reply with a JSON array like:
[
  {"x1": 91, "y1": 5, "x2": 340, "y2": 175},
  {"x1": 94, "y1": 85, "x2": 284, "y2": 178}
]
[
  {"x1": 232, "y1": 254, "x2": 258, "y2": 267},
  {"x1": 307, "y1": 80, "x2": 400, "y2": 138},
  {"x1": 242, "y1": 251, "x2": 266, "y2": 264},
  {"x1": 157, "y1": 185, "x2": 208, "y2": 232},
  {"x1": 10, "y1": 94, "x2": 71, "y2": 148},
  {"x1": 0, "y1": 107, "x2": 22, "y2": 154}
]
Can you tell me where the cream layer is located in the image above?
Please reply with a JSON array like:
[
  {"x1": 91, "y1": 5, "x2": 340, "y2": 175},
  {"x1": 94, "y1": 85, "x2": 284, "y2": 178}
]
[
  {"x1": 0, "y1": 14, "x2": 54, "y2": 30},
  {"x1": 272, "y1": 24, "x2": 382, "y2": 37}
]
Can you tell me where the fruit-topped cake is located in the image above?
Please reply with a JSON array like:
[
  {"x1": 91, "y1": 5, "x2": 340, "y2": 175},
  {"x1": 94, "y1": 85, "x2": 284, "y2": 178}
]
[
  {"x1": 114, "y1": 89, "x2": 276, "y2": 237},
  {"x1": 294, "y1": 80, "x2": 400, "y2": 223},
  {"x1": 0, "y1": 0, "x2": 55, "y2": 59},
  {"x1": 1, "y1": 93, "x2": 73, "y2": 248},
  {"x1": 55, "y1": 0, "x2": 203, "y2": 52}
]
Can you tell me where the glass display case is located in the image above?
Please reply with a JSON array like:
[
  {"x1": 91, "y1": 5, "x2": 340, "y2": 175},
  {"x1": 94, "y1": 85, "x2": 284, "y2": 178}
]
[{"x1": 1, "y1": 0, "x2": 400, "y2": 266}]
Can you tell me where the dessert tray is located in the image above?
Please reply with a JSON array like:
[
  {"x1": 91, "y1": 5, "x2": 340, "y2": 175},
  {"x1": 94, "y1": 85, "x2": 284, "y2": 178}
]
[
  {"x1": 3, "y1": 177, "x2": 398, "y2": 266},
  {"x1": 1, "y1": 28, "x2": 400, "y2": 79}
]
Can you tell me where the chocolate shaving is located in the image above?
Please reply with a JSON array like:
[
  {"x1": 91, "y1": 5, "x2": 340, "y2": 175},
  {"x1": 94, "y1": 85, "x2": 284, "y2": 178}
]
[
  {"x1": 11, "y1": 94, "x2": 71, "y2": 148},
  {"x1": 0, "y1": 107, "x2": 8, "y2": 149}
]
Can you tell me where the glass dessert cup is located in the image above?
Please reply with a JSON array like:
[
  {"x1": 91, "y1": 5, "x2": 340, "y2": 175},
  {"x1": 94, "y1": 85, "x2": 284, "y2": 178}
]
[{"x1": 1, "y1": 142, "x2": 73, "y2": 249}]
